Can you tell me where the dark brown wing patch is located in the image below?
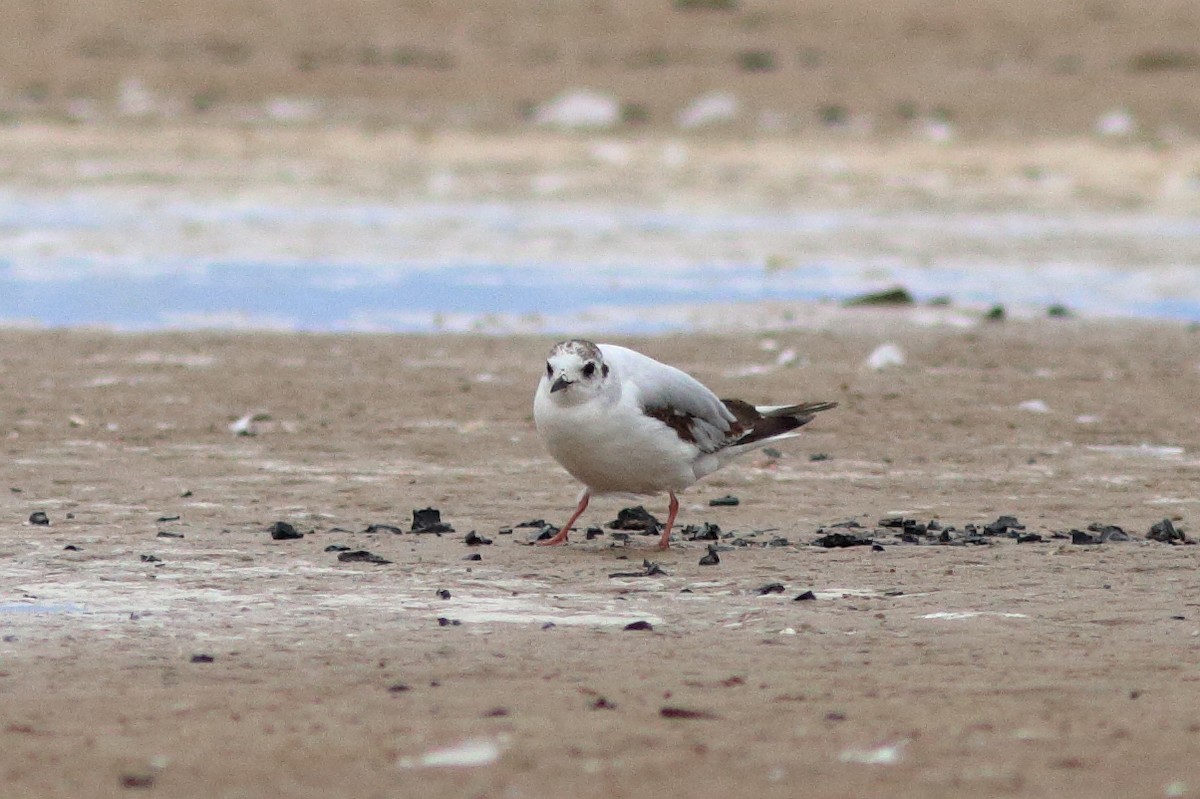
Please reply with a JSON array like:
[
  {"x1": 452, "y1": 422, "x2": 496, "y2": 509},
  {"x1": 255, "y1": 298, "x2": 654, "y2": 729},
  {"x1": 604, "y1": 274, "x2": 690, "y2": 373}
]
[{"x1": 645, "y1": 406, "x2": 708, "y2": 445}]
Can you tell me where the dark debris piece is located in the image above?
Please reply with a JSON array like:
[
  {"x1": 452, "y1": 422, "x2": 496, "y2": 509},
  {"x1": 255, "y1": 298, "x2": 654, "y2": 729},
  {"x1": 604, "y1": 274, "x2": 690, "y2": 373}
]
[
  {"x1": 1016, "y1": 533, "x2": 1044, "y2": 544},
  {"x1": 120, "y1": 773, "x2": 156, "y2": 789},
  {"x1": 28, "y1": 511, "x2": 49, "y2": 526},
  {"x1": 1070, "y1": 530, "x2": 1101, "y2": 545},
  {"x1": 812, "y1": 532, "x2": 874, "y2": 548},
  {"x1": 585, "y1": 526, "x2": 604, "y2": 540},
  {"x1": 156, "y1": 515, "x2": 181, "y2": 523},
  {"x1": 757, "y1": 582, "x2": 786, "y2": 595},
  {"x1": 436, "y1": 589, "x2": 451, "y2": 600},
  {"x1": 156, "y1": 531, "x2": 184, "y2": 539},
  {"x1": 698, "y1": 545, "x2": 721, "y2": 566},
  {"x1": 794, "y1": 590, "x2": 817, "y2": 601},
  {"x1": 464, "y1": 531, "x2": 493, "y2": 546},
  {"x1": 437, "y1": 617, "x2": 462, "y2": 627},
  {"x1": 767, "y1": 537, "x2": 790, "y2": 547},
  {"x1": 591, "y1": 697, "x2": 616, "y2": 710},
  {"x1": 363, "y1": 524, "x2": 404, "y2": 535},
  {"x1": 411, "y1": 507, "x2": 454, "y2": 534},
  {"x1": 659, "y1": 706, "x2": 718, "y2": 720},
  {"x1": 532, "y1": 525, "x2": 557, "y2": 542},
  {"x1": 337, "y1": 550, "x2": 393, "y2": 565},
  {"x1": 140, "y1": 554, "x2": 162, "y2": 563},
  {"x1": 1148, "y1": 518, "x2": 1188, "y2": 544},
  {"x1": 826, "y1": 519, "x2": 864, "y2": 529},
  {"x1": 683, "y1": 522, "x2": 722, "y2": 541},
  {"x1": 269, "y1": 521, "x2": 304, "y2": 540},
  {"x1": 190, "y1": 653, "x2": 214, "y2": 663},
  {"x1": 708, "y1": 495, "x2": 740, "y2": 507},
  {"x1": 514, "y1": 519, "x2": 547, "y2": 528},
  {"x1": 606, "y1": 506, "x2": 661, "y2": 532},
  {"x1": 1088, "y1": 523, "x2": 1130, "y2": 542},
  {"x1": 623, "y1": 620, "x2": 654, "y2": 631},
  {"x1": 983, "y1": 515, "x2": 1025, "y2": 536},
  {"x1": 63, "y1": 544, "x2": 81, "y2": 551},
  {"x1": 324, "y1": 544, "x2": 351, "y2": 552},
  {"x1": 463, "y1": 553, "x2": 482, "y2": 561},
  {"x1": 609, "y1": 560, "x2": 667, "y2": 579},
  {"x1": 844, "y1": 286, "x2": 914, "y2": 306},
  {"x1": 809, "y1": 452, "x2": 830, "y2": 462}
]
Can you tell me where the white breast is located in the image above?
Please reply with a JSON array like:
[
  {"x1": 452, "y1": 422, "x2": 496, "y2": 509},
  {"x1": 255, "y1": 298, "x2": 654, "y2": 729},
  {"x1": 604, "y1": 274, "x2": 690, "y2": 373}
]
[{"x1": 534, "y1": 377, "x2": 702, "y2": 494}]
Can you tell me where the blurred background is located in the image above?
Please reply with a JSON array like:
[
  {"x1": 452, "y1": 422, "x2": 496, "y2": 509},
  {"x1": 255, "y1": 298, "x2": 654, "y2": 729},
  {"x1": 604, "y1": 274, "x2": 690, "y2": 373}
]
[{"x1": 2, "y1": 0, "x2": 1199, "y2": 330}]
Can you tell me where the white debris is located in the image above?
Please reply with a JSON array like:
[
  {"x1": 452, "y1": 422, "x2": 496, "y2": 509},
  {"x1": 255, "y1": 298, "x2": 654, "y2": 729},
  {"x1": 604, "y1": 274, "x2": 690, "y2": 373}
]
[
  {"x1": 229, "y1": 412, "x2": 272, "y2": 436},
  {"x1": 1018, "y1": 399, "x2": 1051, "y2": 413},
  {"x1": 865, "y1": 343, "x2": 906, "y2": 370},
  {"x1": 1075, "y1": 414, "x2": 1101, "y2": 424},
  {"x1": 117, "y1": 78, "x2": 156, "y2": 117},
  {"x1": 534, "y1": 90, "x2": 620, "y2": 130},
  {"x1": 398, "y1": 738, "x2": 504, "y2": 768},
  {"x1": 1095, "y1": 108, "x2": 1137, "y2": 138},
  {"x1": 839, "y1": 740, "x2": 906, "y2": 765},
  {"x1": 775, "y1": 348, "x2": 802, "y2": 367},
  {"x1": 677, "y1": 91, "x2": 739, "y2": 129},
  {"x1": 264, "y1": 97, "x2": 320, "y2": 122}
]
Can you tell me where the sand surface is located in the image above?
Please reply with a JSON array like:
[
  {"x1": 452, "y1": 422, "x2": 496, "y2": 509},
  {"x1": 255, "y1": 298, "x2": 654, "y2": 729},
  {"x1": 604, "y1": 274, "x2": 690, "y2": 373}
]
[
  {"x1": 4, "y1": 0, "x2": 1200, "y2": 136},
  {"x1": 3, "y1": 321, "x2": 1199, "y2": 797}
]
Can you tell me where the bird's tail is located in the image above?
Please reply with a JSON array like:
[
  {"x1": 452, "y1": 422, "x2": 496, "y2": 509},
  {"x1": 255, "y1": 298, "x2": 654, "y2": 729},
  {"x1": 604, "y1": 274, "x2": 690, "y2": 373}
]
[{"x1": 718, "y1": 399, "x2": 837, "y2": 459}]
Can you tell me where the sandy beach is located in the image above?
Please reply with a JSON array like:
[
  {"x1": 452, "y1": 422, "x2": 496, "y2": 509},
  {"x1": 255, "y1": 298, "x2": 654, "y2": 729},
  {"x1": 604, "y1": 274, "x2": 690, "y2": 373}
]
[
  {"x1": 3, "y1": 321, "x2": 1198, "y2": 798},
  {"x1": 4, "y1": 0, "x2": 1200, "y2": 794}
]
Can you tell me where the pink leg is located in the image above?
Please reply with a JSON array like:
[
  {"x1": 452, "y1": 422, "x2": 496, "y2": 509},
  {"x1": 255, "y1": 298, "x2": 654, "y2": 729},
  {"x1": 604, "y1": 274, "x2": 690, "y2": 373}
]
[
  {"x1": 538, "y1": 490, "x2": 590, "y2": 546},
  {"x1": 656, "y1": 492, "x2": 679, "y2": 550}
]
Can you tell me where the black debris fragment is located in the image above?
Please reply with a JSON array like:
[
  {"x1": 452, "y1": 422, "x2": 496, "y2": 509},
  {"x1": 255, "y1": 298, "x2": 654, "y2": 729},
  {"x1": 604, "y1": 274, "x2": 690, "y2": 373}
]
[
  {"x1": 463, "y1": 553, "x2": 482, "y2": 561},
  {"x1": 812, "y1": 532, "x2": 874, "y2": 548},
  {"x1": 411, "y1": 508, "x2": 454, "y2": 534},
  {"x1": 140, "y1": 554, "x2": 162, "y2": 563},
  {"x1": 437, "y1": 617, "x2": 462, "y2": 627},
  {"x1": 28, "y1": 511, "x2": 49, "y2": 526},
  {"x1": 609, "y1": 532, "x2": 631, "y2": 544},
  {"x1": 338, "y1": 550, "x2": 393, "y2": 565},
  {"x1": 120, "y1": 773, "x2": 156, "y2": 789},
  {"x1": 698, "y1": 545, "x2": 720, "y2": 566},
  {"x1": 591, "y1": 697, "x2": 616, "y2": 710},
  {"x1": 607, "y1": 506, "x2": 661, "y2": 533},
  {"x1": 757, "y1": 582, "x2": 786, "y2": 595},
  {"x1": 683, "y1": 522, "x2": 722, "y2": 541},
  {"x1": 1087, "y1": 523, "x2": 1130, "y2": 542},
  {"x1": 794, "y1": 590, "x2": 817, "y2": 601},
  {"x1": 156, "y1": 531, "x2": 184, "y2": 539},
  {"x1": 269, "y1": 521, "x2": 304, "y2": 540},
  {"x1": 514, "y1": 519, "x2": 547, "y2": 528},
  {"x1": 609, "y1": 560, "x2": 667, "y2": 579},
  {"x1": 464, "y1": 531, "x2": 492, "y2": 546},
  {"x1": 388, "y1": 683, "x2": 411, "y2": 693},
  {"x1": 1016, "y1": 533, "x2": 1044, "y2": 544},
  {"x1": 809, "y1": 452, "x2": 830, "y2": 462},
  {"x1": 660, "y1": 706, "x2": 718, "y2": 719},
  {"x1": 436, "y1": 589, "x2": 451, "y2": 600},
  {"x1": 324, "y1": 544, "x2": 350, "y2": 552},
  {"x1": 190, "y1": 654, "x2": 214, "y2": 663},
  {"x1": 363, "y1": 524, "x2": 404, "y2": 535},
  {"x1": 156, "y1": 515, "x2": 181, "y2": 523},
  {"x1": 844, "y1": 286, "x2": 914, "y2": 306},
  {"x1": 1070, "y1": 530, "x2": 1101, "y2": 545},
  {"x1": 984, "y1": 515, "x2": 1024, "y2": 536},
  {"x1": 623, "y1": 620, "x2": 654, "y2": 631},
  {"x1": 585, "y1": 527, "x2": 604, "y2": 540},
  {"x1": 531, "y1": 525, "x2": 557, "y2": 542},
  {"x1": 63, "y1": 544, "x2": 80, "y2": 551},
  {"x1": 1148, "y1": 519, "x2": 1188, "y2": 544},
  {"x1": 767, "y1": 537, "x2": 790, "y2": 547},
  {"x1": 871, "y1": 543, "x2": 885, "y2": 552},
  {"x1": 827, "y1": 519, "x2": 864, "y2": 529},
  {"x1": 708, "y1": 495, "x2": 740, "y2": 507}
]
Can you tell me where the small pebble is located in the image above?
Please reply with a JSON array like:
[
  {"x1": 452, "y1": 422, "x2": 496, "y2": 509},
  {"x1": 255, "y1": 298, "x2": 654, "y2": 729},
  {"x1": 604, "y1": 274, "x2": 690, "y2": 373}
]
[{"x1": 29, "y1": 511, "x2": 49, "y2": 526}]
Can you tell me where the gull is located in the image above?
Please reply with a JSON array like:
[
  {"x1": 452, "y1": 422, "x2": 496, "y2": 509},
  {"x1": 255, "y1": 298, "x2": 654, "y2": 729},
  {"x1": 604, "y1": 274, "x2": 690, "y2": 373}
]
[{"x1": 533, "y1": 339, "x2": 836, "y2": 549}]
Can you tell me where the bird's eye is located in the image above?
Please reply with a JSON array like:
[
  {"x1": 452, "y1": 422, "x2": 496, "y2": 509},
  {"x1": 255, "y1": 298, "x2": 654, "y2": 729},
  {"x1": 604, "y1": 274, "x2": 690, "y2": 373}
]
[
  {"x1": 546, "y1": 362, "x2": 553, "y2": 377},
  {"x1": 582, "y1": 362, "x2": 596, "y2": 377}
]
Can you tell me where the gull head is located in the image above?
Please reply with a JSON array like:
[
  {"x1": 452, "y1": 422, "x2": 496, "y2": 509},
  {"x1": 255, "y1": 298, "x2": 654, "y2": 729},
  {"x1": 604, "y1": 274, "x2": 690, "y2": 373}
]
[{"x1": 542, "y1": 339, "x2": 610, "y2": 402}]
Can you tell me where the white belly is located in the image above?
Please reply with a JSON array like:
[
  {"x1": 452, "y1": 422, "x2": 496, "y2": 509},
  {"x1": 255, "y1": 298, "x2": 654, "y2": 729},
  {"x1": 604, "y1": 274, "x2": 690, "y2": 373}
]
[{"x1": 535, "y1": 391, "x2": 700, "y2": 494}]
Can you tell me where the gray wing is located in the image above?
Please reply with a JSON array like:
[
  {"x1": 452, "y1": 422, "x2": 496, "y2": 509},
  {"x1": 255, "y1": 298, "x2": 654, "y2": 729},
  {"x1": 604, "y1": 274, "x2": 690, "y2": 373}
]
[{"x1": 599, "y1": 344, "x2": 737, "y2": 453}]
